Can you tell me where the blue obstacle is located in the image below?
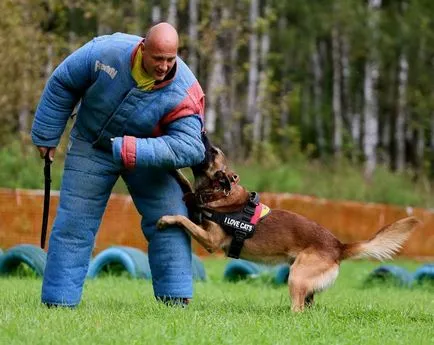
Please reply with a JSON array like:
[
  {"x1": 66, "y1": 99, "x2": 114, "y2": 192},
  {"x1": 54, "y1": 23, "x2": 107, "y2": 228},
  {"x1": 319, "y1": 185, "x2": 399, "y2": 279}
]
[
  {"x1": 224, "y1": 259, "x2": 292, "y2": 283},
  {"x1": 87, "y1": 246, "x2": 152, "y2": 279},
  {"x1": 273, "y1": 264, "x2": 290, "y2": 285},
  {"x1": 223, "y1": 259, "x2": 265, "y2": 281},
  {"x1": 412, "y1": 264, "x2": 434, "y2": 285},
  {"x1": 87, "y1": 246, "x2": 207, "y2": 281},
  {"x1": 366, "y1": 265, "x2": 413, "y2": 287},
  {"x1": 192, "y1": 253, "x2": 207, "y2": 281},
  {"x1": 0, "y1": 244, "x2": 47, "y2": 277}
]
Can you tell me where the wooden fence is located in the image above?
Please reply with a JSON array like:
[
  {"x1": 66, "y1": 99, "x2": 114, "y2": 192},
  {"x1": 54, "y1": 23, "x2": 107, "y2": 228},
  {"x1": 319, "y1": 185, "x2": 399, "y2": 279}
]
[{"x1": 1, "y1": 188, "x2": 433, "y2": 259}]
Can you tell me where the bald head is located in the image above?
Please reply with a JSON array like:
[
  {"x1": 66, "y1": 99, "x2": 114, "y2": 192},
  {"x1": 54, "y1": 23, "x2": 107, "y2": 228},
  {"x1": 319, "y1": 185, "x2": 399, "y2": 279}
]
[
  {"x1": 141, "y1": 22, "x2": 179, "y2": 81},
  {"x1": 144, "y1": 22, "x2": 179, "y2": 51}
]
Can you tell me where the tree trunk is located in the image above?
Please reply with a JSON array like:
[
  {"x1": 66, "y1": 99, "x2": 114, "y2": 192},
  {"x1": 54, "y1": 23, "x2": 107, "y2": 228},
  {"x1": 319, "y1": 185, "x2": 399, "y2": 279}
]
[
  {"x1": 312, "y1": 42, "x2": 326, "y2": 157},
  {"x1": 204, "y1": 2, "x2": 222, "y2": 135},
  {"x1": 227, "y1": 4, "x2": 242, "y2": 159},
  {"x1": 415, "y1": 126, "x2": 425, "y2": 178},
  {"x1": 340, "y1": 34, "x2": 351, "y2": 133},
  {"x1": 395, "y1": 53, "x2": 408, "y2": 172},
  {"x1": 188, "y1": 0, "x2": 199, "y2": 75},
  {"x1": 220, "y1": 5, "x2": 234, "y2": 152},
  {"x1": 132, "y1": 0, "x2": 143, "y2": 35},
  {"x1": 205, "y1": 47, "x2": 224, "y2": 134},
  {"x1": 45, "y1": 41, "x2": 54, "y2": 80},
  {"x1": 363, "y1": 0, "x2": 382, "y2": 180},
  {"x1": 254, "y1": 4, "x2": 270, "y2": 143},
  {"x1": 19, "y1": 76, "x2": 30, "y2": 137},
  {"x1": 278, "y1": 15, "x2": 290, "y2": 147},
  {"x1": 167, "y1": 0, "x2": 177, "y2": 27},
  {"x1": 246, "y1": 0, "x2": 259, "y2": 130},
  {"x1": 332, "y1": 26, "x2": 342, "y2": 157},
  {"x1": 152, "y1": 2, "x2": 161, "y2": 23}
]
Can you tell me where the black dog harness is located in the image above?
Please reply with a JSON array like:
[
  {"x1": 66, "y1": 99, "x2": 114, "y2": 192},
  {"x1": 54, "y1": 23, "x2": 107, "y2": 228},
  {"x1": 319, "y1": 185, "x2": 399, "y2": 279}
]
[{"x1": 201, "y1": 192, "x2": 271, "y2": 259}]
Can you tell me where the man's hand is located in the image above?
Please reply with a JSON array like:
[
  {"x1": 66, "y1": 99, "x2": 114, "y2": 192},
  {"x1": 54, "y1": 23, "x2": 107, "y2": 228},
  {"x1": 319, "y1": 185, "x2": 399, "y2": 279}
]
[{"x1": 37, "y1": 147, "x2": 56, "y2": 161}]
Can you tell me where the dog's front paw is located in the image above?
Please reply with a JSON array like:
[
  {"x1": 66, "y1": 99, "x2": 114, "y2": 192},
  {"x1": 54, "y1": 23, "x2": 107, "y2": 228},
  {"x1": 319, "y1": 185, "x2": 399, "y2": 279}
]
[{"x1": 157, "y1": 216, "x2": 176, "y2": 229}]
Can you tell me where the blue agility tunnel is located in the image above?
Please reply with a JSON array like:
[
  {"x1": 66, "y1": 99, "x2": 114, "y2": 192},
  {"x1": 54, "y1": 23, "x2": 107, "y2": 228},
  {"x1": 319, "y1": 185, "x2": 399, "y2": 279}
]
[
  {"x1": 412, "y1": 264, "x2": 434, "y2": 285},
  {"x1": 87, "y1": 246, "x2": 152, "y2": 279},
  {"x1": 87, "y1": 246, "x2": 207, "y2": 281},
  {"x1": 192, "y1": 253, "x2": 207, "y2": 281},
  {"x1": 365, "y1": 265, "x2": 413, "y2": 287},
  {"x1": 223, "y1": 259, "x2": 265, "y2": 281},
  {"x1": 273, "y1": 264, "x2": 290, "y2": 285},
  {"x1": 0, "y1": 244, "x2": 47, "y2": 277}
]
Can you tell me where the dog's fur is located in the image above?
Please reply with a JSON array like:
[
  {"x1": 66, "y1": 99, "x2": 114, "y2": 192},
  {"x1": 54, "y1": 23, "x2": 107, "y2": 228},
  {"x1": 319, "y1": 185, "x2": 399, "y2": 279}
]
[{"x1": 161, "y1": 139, "x2": 420, "y2": 312}]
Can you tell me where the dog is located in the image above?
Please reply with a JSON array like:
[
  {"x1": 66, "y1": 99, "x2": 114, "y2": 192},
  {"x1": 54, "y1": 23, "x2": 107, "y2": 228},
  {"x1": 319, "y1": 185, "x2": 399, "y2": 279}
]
[{"x1": 160, "y1": 137, "x2": 420, "y2": 312}]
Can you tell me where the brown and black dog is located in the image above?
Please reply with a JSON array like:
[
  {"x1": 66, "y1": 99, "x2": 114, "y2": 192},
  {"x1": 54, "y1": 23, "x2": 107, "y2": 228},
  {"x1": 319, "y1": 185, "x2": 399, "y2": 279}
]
[{"x1": 160, "y1": 137, "x2": 420, "y2": 312}]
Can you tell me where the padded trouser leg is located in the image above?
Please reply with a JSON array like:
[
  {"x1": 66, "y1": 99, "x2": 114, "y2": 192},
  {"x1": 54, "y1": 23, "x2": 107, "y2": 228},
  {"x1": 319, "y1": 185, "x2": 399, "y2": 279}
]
[
  {"x1": 123, "y1": 169, "x2": 193, "y2": 299},
  {"x1": 42, "y1": 138, "x2": 118, "y2": 306}
]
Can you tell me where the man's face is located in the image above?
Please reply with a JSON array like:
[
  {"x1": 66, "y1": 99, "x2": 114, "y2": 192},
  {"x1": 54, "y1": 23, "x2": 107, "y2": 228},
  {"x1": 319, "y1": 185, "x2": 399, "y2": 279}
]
[{"x1": 141, "y1": 42, "x2": 177, "y2": 81}]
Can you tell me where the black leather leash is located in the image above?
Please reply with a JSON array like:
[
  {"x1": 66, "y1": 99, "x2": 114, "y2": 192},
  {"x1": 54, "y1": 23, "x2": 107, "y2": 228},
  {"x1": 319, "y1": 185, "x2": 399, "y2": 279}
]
[{"x1": 40, "y1": 151, "x2": 52, "y2": 249}]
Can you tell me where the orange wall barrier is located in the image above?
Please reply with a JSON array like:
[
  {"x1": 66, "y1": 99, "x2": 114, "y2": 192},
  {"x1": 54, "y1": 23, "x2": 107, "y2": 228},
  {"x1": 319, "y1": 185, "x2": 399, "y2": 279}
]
[{"x1": 1, "y1": 188, "x2": 433, "y2": 259}]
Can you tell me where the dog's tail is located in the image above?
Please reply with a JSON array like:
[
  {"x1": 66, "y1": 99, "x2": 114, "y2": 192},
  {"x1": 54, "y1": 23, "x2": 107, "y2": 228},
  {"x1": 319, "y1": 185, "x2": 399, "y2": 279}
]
[{"x1": 340, "y1": 216, "x2": 420, "y2": 261}]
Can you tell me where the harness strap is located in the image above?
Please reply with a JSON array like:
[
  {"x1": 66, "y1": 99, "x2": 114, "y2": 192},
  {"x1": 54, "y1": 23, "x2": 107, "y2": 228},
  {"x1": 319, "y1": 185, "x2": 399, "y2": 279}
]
[
  {"x1": 228, "y1": 192, "x2": 258, "y2": 258},
  {"x1": 202, "y1": 192, "x2": 263, "y2": 259}
]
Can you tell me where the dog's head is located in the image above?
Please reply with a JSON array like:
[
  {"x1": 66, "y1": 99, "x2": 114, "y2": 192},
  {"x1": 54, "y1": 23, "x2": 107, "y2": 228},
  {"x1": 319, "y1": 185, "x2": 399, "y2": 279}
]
[{"x1": 191, "y1": 134, "x2": 239, "y2": 196}]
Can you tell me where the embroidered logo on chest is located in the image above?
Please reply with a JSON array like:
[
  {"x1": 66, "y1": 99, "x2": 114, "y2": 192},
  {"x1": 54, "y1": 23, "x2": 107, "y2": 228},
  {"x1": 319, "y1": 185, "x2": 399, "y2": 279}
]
[{"x1": 95, "y1": 60, "x2": 118, "y2": 79}]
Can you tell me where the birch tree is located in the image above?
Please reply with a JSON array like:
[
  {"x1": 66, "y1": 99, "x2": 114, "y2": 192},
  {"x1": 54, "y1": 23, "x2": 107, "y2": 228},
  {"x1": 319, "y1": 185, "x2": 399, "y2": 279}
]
[
  {"x1": 254, "y1": 3, "x2": 271, "y2": 143},
  {"x1": 188, "y1": 0, "x2": 199, "y2": 75},
  {"x1": 312, "y1": 41, "x2": 326, "y2": 157},
  {"x1": 395, "y1": 52, "x2": 409, "y2": 171},
  {"x1": 363, "y1": 0, "x2": 382, "y2": 180},
  {"x1": 395, "y1": 1, "x2": 409, "y2": 172},
  {"x1": 167, "y1": 0, "x2": 177, "y2": 27},
  {"x1": 278, "y1": 15, "x2": 291, "y2": 147},
  {"x1": 226, "y1": 1, "x2": 244, "y2": 158},
  {"x1": 246, "y1": 0, "x2": 259, "y2": 144},
  {"x1": 204, "y1": 2, "x2": 221, "y2": 134},
  {"x1": 151, "y1": 0, "x2": 161, "y2": 23},
  {"x1": 332, "y1": 24, "x2": 343, "y2": 157}
]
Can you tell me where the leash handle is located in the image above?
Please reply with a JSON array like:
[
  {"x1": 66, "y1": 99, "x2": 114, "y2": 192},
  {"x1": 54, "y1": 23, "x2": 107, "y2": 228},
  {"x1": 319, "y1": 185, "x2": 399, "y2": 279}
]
[{"x1": 41, "y1": 151, "x2": 52, "y2": 249}]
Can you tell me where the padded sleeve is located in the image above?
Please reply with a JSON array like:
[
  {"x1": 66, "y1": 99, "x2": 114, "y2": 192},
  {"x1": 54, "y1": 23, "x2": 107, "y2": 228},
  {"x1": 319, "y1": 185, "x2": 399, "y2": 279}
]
[
  {"x1": 31, "y1": 40, "x2": 95, "y2": 147},
  {"x1": 112, "y1": 115, "x2": 205, "y2": 170}
]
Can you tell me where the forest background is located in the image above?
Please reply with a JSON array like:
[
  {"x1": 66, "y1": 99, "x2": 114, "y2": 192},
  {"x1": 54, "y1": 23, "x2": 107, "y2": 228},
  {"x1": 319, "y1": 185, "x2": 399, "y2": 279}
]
[{"x1": 1, "y1": 0, "x2": 434, "y2": 207}]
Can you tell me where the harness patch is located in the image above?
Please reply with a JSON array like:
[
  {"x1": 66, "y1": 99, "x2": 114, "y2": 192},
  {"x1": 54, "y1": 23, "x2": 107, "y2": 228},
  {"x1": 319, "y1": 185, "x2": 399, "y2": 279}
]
[
  {"x1": 223, "y1": 217, "x2": 254, "y2": 232},
  {"x1": 201, "y1": 192, "x2": 271, "y2": 259}
]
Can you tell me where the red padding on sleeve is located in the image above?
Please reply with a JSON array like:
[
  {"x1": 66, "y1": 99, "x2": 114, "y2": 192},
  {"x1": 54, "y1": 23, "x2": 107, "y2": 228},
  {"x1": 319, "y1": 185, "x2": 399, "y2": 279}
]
[
  {"x1": 151, "y1": 81, "x2": 205, "y2": 137},
  {"x1": 121, "y1": 136, "x2": 137, "y2": 170}
]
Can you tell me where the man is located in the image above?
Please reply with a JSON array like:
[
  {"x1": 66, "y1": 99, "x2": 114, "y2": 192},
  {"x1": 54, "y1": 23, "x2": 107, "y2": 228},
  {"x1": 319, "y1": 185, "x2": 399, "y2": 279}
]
[{"x1": 31, "y1": 22, "x2": 205, "y2": 307}]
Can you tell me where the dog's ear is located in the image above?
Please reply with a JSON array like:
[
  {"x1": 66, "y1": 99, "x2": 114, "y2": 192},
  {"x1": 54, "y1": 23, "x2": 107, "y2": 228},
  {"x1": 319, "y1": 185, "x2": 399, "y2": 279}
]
[
  {"x1": 210, "y1": 147, "x2": 219, "y2": 160},
  {"x1": 191, "y1": 133, "x2": 214, "y2": 174},
  {"x1": 201, "y1": 133, "x2": 213, "y2": 152}
]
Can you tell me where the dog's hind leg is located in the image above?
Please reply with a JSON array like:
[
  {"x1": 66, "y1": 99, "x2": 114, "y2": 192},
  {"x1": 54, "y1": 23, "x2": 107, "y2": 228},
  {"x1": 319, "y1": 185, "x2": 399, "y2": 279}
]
[
  {"x1": 288, "y1": 250, "x2": 339, "y2": 312},
  {"x1": 304, "y1": 293, "x2": 314, "y2": 308}
]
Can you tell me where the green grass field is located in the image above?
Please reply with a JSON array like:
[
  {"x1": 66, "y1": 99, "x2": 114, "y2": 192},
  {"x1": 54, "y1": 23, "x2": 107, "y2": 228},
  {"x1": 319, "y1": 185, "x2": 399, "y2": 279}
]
[{"x1": 1, "y1": 258, "x2": 433, "y2": 345}]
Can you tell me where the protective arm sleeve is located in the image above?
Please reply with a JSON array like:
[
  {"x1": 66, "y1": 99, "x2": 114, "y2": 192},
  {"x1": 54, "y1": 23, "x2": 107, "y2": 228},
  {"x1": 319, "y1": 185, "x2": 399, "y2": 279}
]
[
  {"x1": 31, "y1": 40, "x2": 94, "y2": 147},
  {"x1": 112, "y1": 115, "x2": 205, "y2": 170}
]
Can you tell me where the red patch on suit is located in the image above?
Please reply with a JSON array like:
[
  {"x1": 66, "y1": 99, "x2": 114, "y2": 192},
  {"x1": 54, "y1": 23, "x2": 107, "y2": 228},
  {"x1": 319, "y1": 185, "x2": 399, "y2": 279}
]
[
  {"x1": 121, "y1": 136, "x2": 137, "y2": 170},
  {"x1": 152, "y1": 81, "x2": 205, "y2": 136}
]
